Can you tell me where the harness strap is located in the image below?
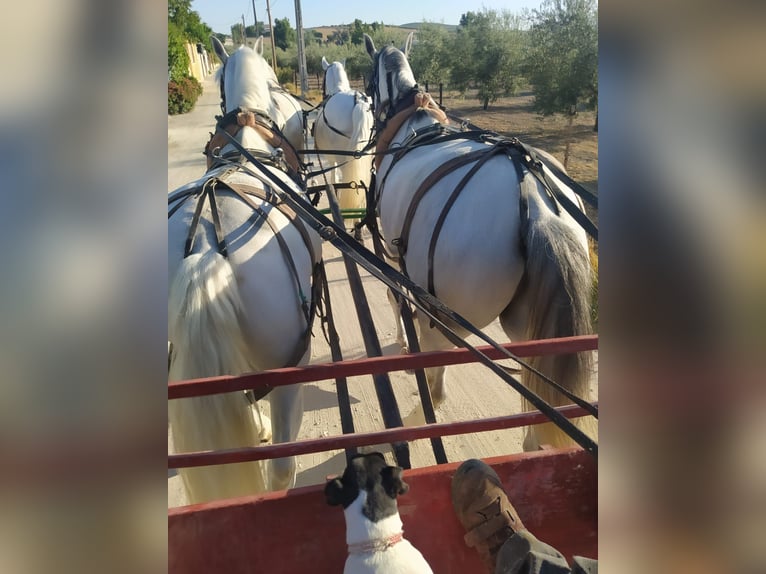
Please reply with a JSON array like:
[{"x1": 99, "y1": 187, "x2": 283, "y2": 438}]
[
  {"x1": 427, "y1": 145, "x2": 509, "y2": 295},
  {"x1": 374, "y1": 92, "x2": 448, "y2": 171},
  {"x1": 395, "y1": 146, "x2": 491, "y2": 275},
  {"x1": 204, "y1": 108, "x2": 304, "y2": 182},
  {"x1": 220, "y1": 178, "x2": 320, "y2": 382},
  {"x1": 517, "y1": 143, "x2": 599, "y2": 240},
  {"x1": 183, "y1": 178, "x2": 211, "y2": 257},
  {"x1": 320, "y1": 98, "x2": 352, "y2": 139}
]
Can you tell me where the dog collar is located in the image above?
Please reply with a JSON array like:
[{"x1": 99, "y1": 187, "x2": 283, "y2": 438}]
[{"x1": 347, "y1": 532, "x2": 404, "y2": 555}]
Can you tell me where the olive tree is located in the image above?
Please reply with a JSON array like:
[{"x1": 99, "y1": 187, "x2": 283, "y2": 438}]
[{"x1": 524, "y1": 0, "x2": 598, "y2": 126}]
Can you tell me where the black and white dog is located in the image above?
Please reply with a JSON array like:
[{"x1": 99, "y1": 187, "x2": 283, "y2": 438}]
[{"x1": 325, "y1": 452, "x2": 433, "y2": 573}]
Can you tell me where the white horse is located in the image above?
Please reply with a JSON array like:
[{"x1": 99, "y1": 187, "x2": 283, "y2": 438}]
[
  {"x1": 168, "y1": 40, "x2": 321, "y2": 504},
  {"x1": 213, "y1": 36, "x2": 306, "y2": 155},
  {"x1": 364, "y1": 34, "x2": 596, "y2": 451},
  {"x1": 313, "y1": 57, "x2": 374, "y2": 237}
]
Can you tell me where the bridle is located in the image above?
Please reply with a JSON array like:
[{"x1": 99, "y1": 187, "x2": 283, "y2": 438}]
[
  {"x1": 366, "y1": 47, "x2": 420, "y2": 133},
  {"x1": 218, "y1": 59, "x2": 227, "y2": 114}
]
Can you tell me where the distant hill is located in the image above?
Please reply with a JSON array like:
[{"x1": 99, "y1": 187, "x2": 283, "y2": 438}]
[{"x1": 400, "y1": 22, "x2": 458, "y2": 31}]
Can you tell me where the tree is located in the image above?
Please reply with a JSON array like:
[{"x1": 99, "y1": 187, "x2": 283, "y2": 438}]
[
  {"x1": 168, "y1": 0, "x2": 213, "y2": 80},
  {"x1": 273, "y1": 18, "x2": 296, "y2": 50},
  {"x1": 349, "y1": 19, "x2": 383, "y2": 46},
  {"x1": 524, "y1": 0, "x2": 598, "y2": 122},
  {"x1": 450, "y1": 9, "x2": 524, "y2": 110},
  {"x1": 231, "y1": 24, "x2": 246, "y2": 45},
  {"x1": 246, "y1": 23, "x2": 266, "y2": 38},
  {"x1": 408, "y1": 23, "x2": 451, "y2": 87},
  {"x1": 168, "y1": 0, "x2": 212, "y2": 49}
]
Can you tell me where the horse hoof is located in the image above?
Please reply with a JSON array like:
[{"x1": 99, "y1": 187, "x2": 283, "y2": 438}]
[{"x1": 353, "y1": 228, "x2": 363, "y2": 242}]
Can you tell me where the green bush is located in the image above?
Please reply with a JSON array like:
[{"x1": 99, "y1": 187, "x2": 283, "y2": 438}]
[
  {"x1": 168, "y1": 22, "x2": 190, "y2": 83},
  {"x1": 276, "y1": 66, "x2": 294, "y2": 85},
  {"x1": 168, "y1": 75, "x2": 203, "y2": 115}
]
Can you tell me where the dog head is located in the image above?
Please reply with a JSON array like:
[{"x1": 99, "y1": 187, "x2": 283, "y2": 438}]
[{"x1": 325, "y1": 452, "x2": 409, "y2": 522}]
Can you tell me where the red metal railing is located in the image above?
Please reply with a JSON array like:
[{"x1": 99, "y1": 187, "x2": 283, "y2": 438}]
[
  {"x1": 168, "y1": 335, "x2": 598, "y2": 469},
  {"x1": 169, "y1": 335, "x2": 597, "y2": 399}
]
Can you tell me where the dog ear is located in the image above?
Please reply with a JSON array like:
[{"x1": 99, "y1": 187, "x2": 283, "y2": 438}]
[
  {"x1": 381, "y1": 466, "x2": 409, "y2": 498},
  {"x1": 324, "y1": 477, "x2": 345, "y2": 506}
]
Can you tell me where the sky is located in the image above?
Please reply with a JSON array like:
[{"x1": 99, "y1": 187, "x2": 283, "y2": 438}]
[{"x1": 192, "y1": 0, "x2": 546, "y2": 35}]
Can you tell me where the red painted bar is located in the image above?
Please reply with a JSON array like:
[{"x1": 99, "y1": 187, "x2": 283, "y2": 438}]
[
  {"x1": 168, "y1": 448, "x2": 597, "y2": 574},
  {"x1": 169, "y1": 334, "x2": 598, "y2": 399},
  {"x1": 169, "y1": 403, "x2": 595, "y2": 468}
]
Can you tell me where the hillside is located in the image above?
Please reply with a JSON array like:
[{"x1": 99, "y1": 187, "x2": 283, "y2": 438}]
[{"x1": 400, "y1": 21, "x2": 458, "y2": 31}]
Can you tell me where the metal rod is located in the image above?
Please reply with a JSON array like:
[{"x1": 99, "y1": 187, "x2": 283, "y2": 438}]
[
  {"x1": 168, "y1": 335, "x2": 598, "y2": 399},
  {"x1": 169, "y1": 403, "x2": 594, "y2": 468}
]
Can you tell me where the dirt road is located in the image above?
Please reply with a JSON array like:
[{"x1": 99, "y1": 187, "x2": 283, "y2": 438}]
[{"x1": 168, "y1": 71, "x2": 595, "y2": 507}]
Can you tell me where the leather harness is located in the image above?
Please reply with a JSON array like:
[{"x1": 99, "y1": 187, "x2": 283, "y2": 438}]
[
  {"x1": 204, "y1": 107, "x2": 304, "y2": 183},
  {"x1": 169, "y1": 166, "x2": 322, "y2": 400},
  {"x1": 371, "y1": 93, "x2": 596, "y2": 300}
]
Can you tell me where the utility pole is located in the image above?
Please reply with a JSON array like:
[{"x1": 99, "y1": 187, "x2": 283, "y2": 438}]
[
  {"x1": 266, "y1": 0, "x2": 277, "y2": 69},
  {"x1": 241, "y1": 14, "x2": 247, "y2": 46},
  {"x1": 251, "y1": 0, "x2": 258, "y2": 35},
  {"x1": 294, "y1": 0, "x2": 308, "y2": 95}
]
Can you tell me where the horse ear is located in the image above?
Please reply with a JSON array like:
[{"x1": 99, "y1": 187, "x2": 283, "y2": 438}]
[
  {"x1": 364, "y1": 33, "x2": 376, "y2": 59},
  {"x1": 321, "y1": 56, "x2": 330, "y2": 70},
  {"x1": 254, "y1": 36, "x2": 263, "y2": 56},
  {"x1": 210, "y1": 35, "x2": 228, "y2": 64},
  {"x1": 381, "y1": 466, "x2": 409, "y2": 498},
  {"x1": 324, "y1": 477, "x2": 345, "y2": 506},
  {"x1": 403, "y1": 31, "x2": 415, "y2": 57}
]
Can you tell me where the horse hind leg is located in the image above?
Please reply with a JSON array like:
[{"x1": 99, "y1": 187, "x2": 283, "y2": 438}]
[
  {"x1": 387, "y1": 288, "x2": 408, "y2": 350},
  {"x1": 415, "y1": 318, "x2": 455, "y2": 408},
  {"x1": 247, "y1": 395, "x2": 272, "y2": 442},
  {"x1": 267, "y1": 383, "x2": 304, "y2": 490}
]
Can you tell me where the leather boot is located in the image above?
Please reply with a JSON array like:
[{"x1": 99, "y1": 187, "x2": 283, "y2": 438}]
[{"x1": 451, "y1": 459, "x2": 526, "y2": 572}]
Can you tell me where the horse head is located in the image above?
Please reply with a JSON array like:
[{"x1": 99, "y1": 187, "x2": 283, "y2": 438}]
[
  {"x1": 321, "y1": 57, "x2": 351, "y2": 97},
  {"x1": 211, "y1": 36, "x2": 276, "y2": 117},
  {"x1": 207, "y1": 36, "x2": 300, "y2": 175},
  {"x1": 364, "y1": 33, "x2": 418, "y2": 126}
]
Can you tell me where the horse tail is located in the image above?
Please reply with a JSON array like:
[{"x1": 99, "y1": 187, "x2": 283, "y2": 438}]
[
  {"x1": 339, "y1": 94, "x2": 375, "y2": 215},
  {"x1": 168, "y1": 251, "x2": 268, "y2": 504},
  {"x1": 515, "y1": 176, "x2": 597, "y2": 450}
]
